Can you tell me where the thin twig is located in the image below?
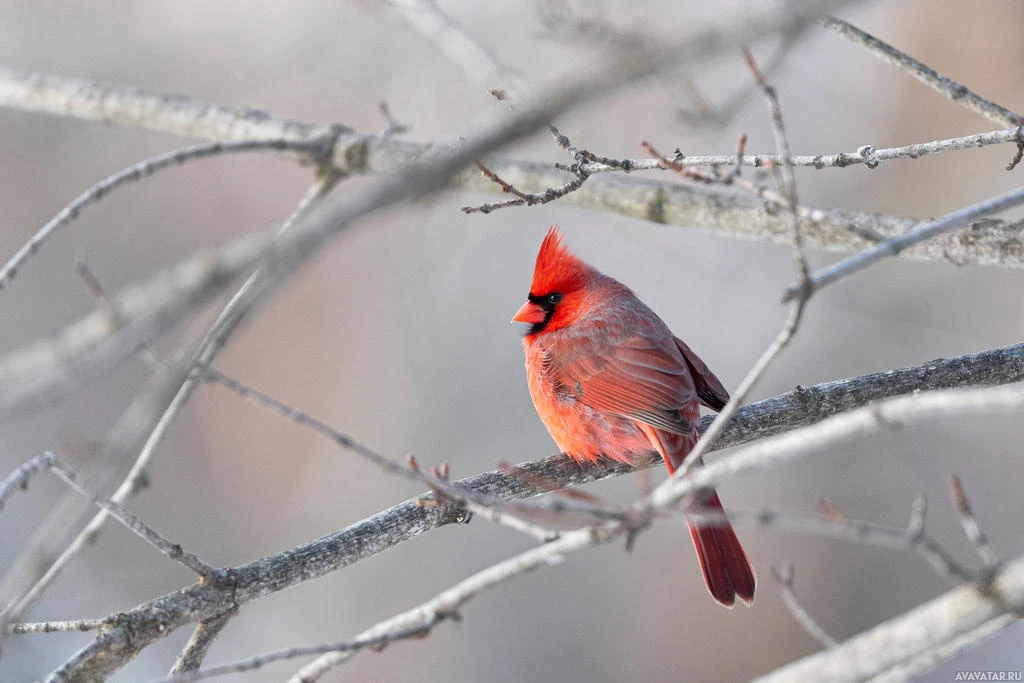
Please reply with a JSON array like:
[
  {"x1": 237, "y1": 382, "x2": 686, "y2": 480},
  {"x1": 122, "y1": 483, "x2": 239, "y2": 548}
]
[
  {"x1": 581, "y1": 126, "x2": 1024, "y2": 174},
  {"x1": 0, "y1": 138, "x2": 320, "y2": 293},
  {"x1": 46, "y1": 454, "x2": 222, "y2": 582},
  {"x1": 159, "y1": 622, "x2": 435, "y2": 682},
  {"x1": 770, "y1": 563, "x2": 837, "y2": 648},
  {"x1": 947, "y1": 474, "x2": 1001, "y2": 573},
  {"x1": 673, "y1": 48, "x2": 811, "y2": 477},
  {"x1": 0, "y1": 451, "x2": 56, "y2": 512},
  {"x1": 378, "y1": 101, "x2": 409, "y2": 138},
  {"x1": 7, "y1": 618, "x2": 107, "y2": 634},
  {"x1": 1007, "y1": 126, "x2": 1024, "y2": 171},
  {"x1": 75, "y1": 257, "x2": 167, "y2": 370},
  {"x1": 202, "y1": 367, "x2": 576, "y2": 540},
  {"x1": 461, "y1": 162, "x2": 587, "y2": 214},
  {"x1": 784, "y1": 184, "x2": 1024, "y2": 302},
  {"x1": 287, "y1": 523, "x2": 622, "y2": 681},
  {"x1": 820, "y1": 16, "x2": 1023, "y2": 129}
]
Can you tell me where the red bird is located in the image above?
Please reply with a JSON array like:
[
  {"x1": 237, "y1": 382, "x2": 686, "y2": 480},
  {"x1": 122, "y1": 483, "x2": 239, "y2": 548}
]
[{"x1": 513, "y1": 227, "x2": 755, "y2": 607}]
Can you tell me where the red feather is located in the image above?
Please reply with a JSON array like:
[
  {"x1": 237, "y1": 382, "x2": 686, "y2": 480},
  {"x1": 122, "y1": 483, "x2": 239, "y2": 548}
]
[{"x1": 517, "y1": 226, "x2": 755, "y2": 607}]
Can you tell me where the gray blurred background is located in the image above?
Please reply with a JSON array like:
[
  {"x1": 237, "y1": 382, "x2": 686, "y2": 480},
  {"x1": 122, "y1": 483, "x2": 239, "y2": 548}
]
[{"x1": 2, "y1": 1, "x2": 1024, "y2": 680}]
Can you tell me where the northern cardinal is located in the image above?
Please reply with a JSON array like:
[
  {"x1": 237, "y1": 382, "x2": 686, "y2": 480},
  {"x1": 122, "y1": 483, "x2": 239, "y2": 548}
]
[{"x1": 513, "y1": 227, "x2": 755, "y2": 607}]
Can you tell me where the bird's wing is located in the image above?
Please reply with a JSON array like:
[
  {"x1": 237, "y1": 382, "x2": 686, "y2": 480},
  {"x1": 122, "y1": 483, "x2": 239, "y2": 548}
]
[
  {"x1": 555, "y1": 329, "x2": 699, "y2": 435},
  {"x1": 674, "y1": 336, "x2": 730, "y2": 412}
]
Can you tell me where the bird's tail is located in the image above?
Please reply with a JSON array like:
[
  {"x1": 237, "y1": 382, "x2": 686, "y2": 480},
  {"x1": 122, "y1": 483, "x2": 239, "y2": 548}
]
[{"x1": 686, "y1": 490, "x2": 756, "y2": 607}]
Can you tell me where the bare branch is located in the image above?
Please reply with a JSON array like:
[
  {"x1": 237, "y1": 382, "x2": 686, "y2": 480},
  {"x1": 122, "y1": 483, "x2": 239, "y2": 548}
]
[
  {"x1": 948, "y1": 474, "x2": 1002, "y2": 572},
  {"x1": 202, "y1": 366, "x2": 573, "y2": 541},
  {"x1": 0, "y1": 228, "x2": 275, "y2": 419},
  {"x1": 201, "y1": 492, "x2": 980, "y2": 681},
  {"x1": 161, "y1": 625, "x2": 434, "y2": 682},
  {"x1": 461, "y1": 161, "x2": 587, "y2": 213},
  {"x1": 377, "y1": 101, "x2": 410, "y2": 139},
  {"x1": 652, "y1": 382, "x2": 1024, "y2": 511},
  {"x1": 378, "y1": 0, "x2": 524, "y2": 91},
  {"x1": 168, "y1": 609, "x2": 237, "y2": 676},
  {"x1": 44, "y1": 630, "x2": 131, "y2": 683},
  {"x1": 46, "y1": 455, "x2": 221, "y2": 582},
  {"x1": 675, "y1": 47, "x2": 810, "y2": 475},
  {"x1": 770, "y1": 563, "x2": 837, "y2": 648},
  {"x1": 3, "y1": 70, "x2": 1024, "y2": 267},
  {"x1": 583, "y1": 126, "x2": 1024, "y2": 173},
  {"x1": 288, "y1": 523, "x2": 621, "y2": 681},
  {"x1": 7, "y1": 618, "x2": 106, "y2": 635},
  {"x1": 756, "y1": 555, "x2": 1024, "y2": 683},
  {"x1": 0, "y1": 354, "x2": 198, "y2": 644},
  {"x1": 34, "y1": 338, "x2": 1024, "y2": 681},
  {"x1": 706, "y1": 506, "x2": 965, "y2": 580},
  {"x1": 785, "y1": 184, "x2": 1024, "y2": 302},
  {"x1": 0, "y1": 451, "x2": 56, "y2": 512},
  {"x1": 1008, "y1": 127, "x2": 1024, "y2": 171},
  {"x1": 0, "y1": 138, "x2": 320, "y2": 294},
  {"x1": 820, "y1": 15, "x2": 1024, "y2": 129}
]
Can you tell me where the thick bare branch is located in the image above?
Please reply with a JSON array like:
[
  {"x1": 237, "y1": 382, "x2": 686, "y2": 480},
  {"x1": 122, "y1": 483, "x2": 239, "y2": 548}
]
[
  {"x1": 651, "y1": 381, "x2": 1024, "y2": 511},
  {"x1": 5, "y1": 72, "x2": 1024, "y2": 267},
  {"x1": 756, "y1": 555, "x2": 1024, "y2": 682}
]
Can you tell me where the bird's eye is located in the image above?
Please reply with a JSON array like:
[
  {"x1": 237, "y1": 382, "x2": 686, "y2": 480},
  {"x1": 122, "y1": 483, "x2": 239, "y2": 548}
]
[{"x1": 547, "y1": 293, "x2": 563, "y2": 305}]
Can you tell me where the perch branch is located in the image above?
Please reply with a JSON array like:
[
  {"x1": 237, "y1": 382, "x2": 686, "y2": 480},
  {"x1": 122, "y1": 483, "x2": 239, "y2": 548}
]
[{"x1": 39, "y1": 339, "x2": 1024, "y2": 681}]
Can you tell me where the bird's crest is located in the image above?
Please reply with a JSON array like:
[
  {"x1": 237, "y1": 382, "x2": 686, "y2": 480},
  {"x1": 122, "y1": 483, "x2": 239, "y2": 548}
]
[{"x1": 530, "y1": 226, "x2": 595, "y2": 295}]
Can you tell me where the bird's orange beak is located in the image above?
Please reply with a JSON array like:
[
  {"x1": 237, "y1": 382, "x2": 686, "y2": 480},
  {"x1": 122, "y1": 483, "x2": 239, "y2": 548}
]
[{"x1": 512, "y1": 300, "x2": 546, "y2": 324}]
